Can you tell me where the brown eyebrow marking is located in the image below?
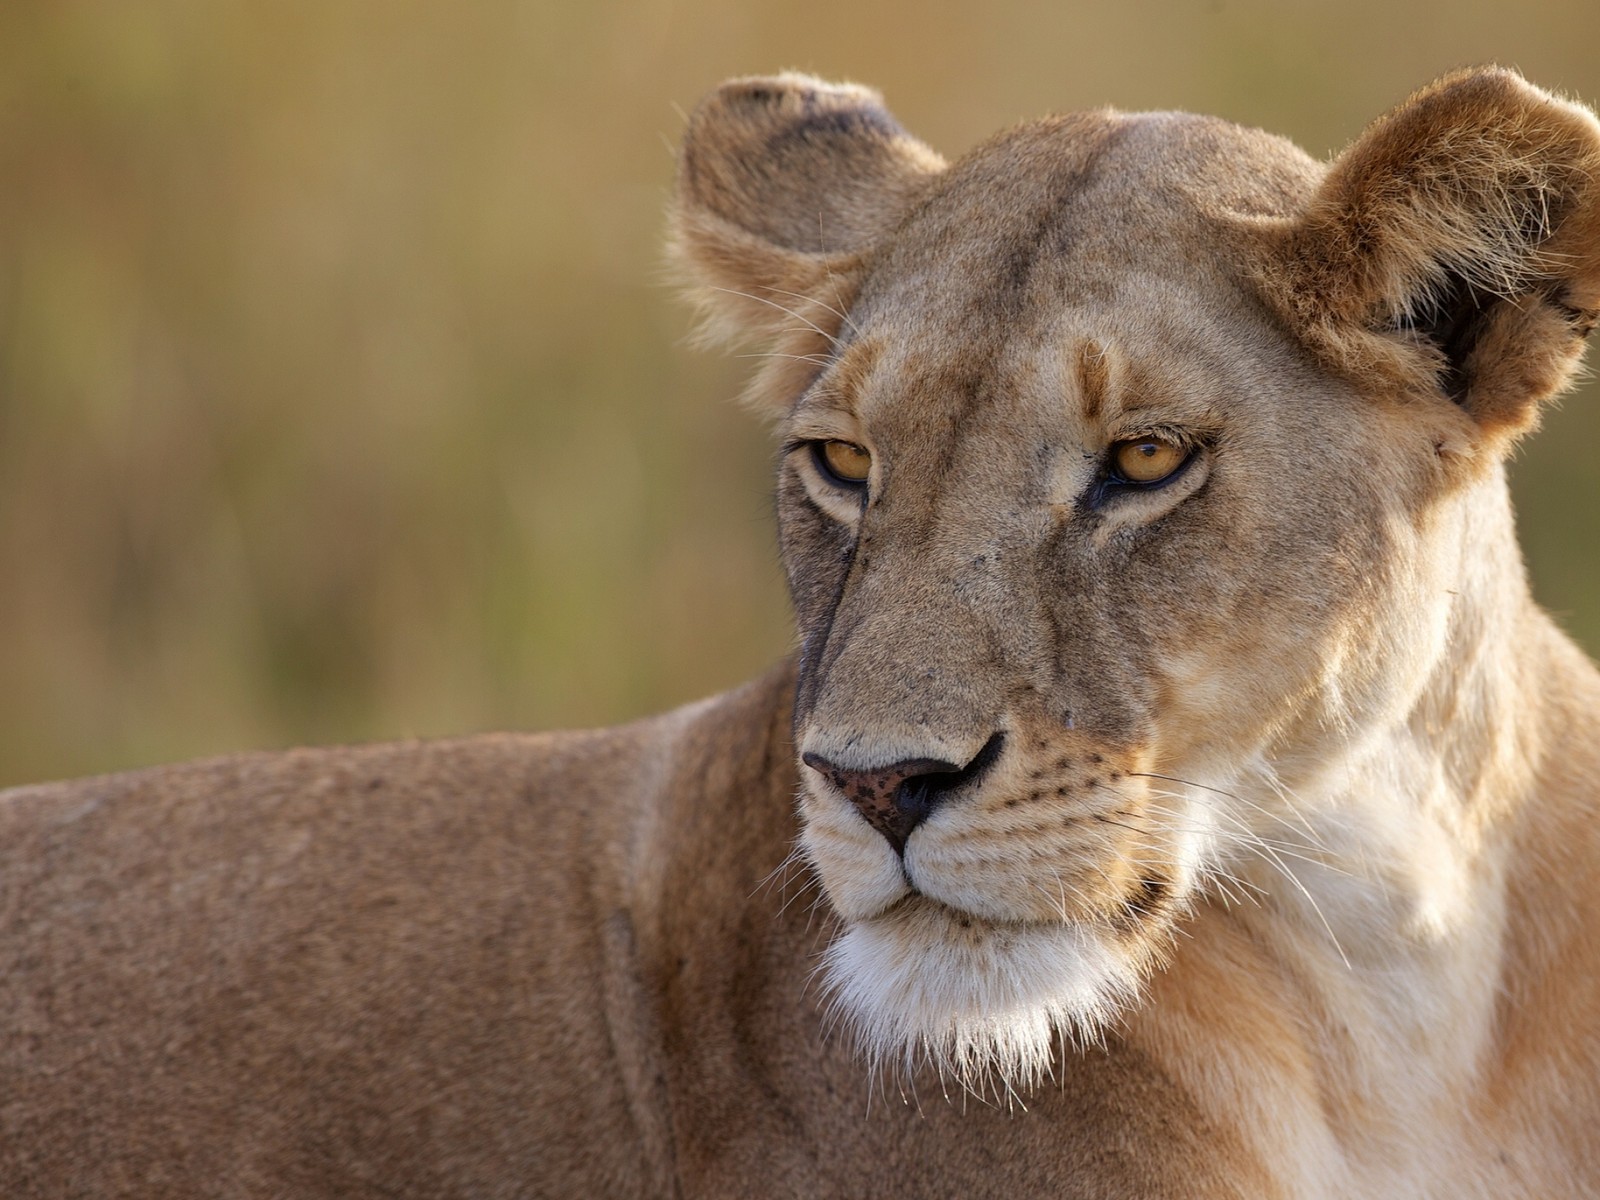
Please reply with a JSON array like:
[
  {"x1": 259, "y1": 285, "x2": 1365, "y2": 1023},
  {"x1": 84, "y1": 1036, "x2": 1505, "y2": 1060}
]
[
  {"x1": 802, "y1": 335, "x2": 883, "y2": 419},
  {"x1": 1075, "y1": 338, "x2": 1112, "y2": 422},
  {"x1": 800, "y1": 336, "x2": 889, "y2": 425}
]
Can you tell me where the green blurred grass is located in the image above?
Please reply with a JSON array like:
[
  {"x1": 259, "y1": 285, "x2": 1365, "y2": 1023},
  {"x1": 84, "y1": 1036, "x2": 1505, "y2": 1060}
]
[{"x1": 3, "y1": 0, "x2": 1598, "y2": 787}]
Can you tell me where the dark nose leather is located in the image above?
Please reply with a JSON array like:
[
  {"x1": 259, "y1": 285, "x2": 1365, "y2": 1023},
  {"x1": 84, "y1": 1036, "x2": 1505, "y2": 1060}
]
[{"x1": 802, "y1": 734, "x2": 1004, "y2": 855}]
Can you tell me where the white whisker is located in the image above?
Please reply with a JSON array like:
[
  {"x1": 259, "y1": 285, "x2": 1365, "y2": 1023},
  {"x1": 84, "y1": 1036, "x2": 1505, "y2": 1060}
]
[
  {"x1": 705, "y1": 285, "x2": 840, "y2": 345},
  {"x1": 763, "y1": 283, "x2": 861, "y2": 339}
]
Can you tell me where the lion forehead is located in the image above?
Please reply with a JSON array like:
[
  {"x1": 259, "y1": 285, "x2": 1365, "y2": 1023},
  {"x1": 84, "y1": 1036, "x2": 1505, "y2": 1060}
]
[{"x1": 852, "y1": 111, "x2": 1322, "y2": 331}]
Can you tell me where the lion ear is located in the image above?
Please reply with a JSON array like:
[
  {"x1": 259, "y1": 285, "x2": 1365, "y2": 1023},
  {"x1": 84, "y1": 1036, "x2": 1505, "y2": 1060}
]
[
  {"x1": 1263, "y1": 67, "x2": 1600, "y2": 443},
  {"x1": 670, "y1": 74, "x2": 945, "y2": 350}
]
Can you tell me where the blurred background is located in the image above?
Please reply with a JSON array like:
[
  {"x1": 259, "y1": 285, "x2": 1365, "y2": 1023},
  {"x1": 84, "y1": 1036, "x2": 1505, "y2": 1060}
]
[{"x1": 3, "y1": 0, "x2": 1598, "y2": 787}]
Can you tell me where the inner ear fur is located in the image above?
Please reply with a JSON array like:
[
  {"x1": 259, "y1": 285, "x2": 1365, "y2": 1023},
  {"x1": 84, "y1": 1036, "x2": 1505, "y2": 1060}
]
[
  {"x1": 669, "y1": 74, "x2": 944, "y2": 410},
  {"x1": 1262, "y1": 67, "x2": 1600, "y2": 441}
]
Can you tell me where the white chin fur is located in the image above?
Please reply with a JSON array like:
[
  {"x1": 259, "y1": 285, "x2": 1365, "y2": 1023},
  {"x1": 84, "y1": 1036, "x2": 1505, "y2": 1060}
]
[{"x1": 820, "y1": 900, "x2": 1143, "y2": 1094}]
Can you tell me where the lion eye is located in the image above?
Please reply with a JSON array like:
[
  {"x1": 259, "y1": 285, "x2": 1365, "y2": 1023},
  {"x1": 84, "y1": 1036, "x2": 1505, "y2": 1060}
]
[
  {"x1": 814, "y1": 440, "x2": 872, "y2": 486},
  {"x1": 1111, "y1": 437, "x2": 1188, "y2": 485}
]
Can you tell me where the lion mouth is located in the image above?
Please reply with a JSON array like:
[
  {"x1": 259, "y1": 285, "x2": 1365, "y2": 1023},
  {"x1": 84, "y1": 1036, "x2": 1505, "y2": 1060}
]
[
  {"x1": 796, "y1": 736, "x2": 1197, "y2": 1087},
  {"x1": 893, "y1": 870, "x2": 1173, "y2": 932}
]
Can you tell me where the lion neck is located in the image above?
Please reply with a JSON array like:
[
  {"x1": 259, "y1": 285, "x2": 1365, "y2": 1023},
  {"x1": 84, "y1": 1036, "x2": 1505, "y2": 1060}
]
[{"x1": 1153, "y1": 466, "x2": 1568, "y2": 1182}]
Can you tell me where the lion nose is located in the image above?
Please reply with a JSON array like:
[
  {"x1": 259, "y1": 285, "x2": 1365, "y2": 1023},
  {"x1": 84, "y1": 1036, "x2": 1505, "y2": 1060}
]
[{"x1": 801, "y1": 733, "x2": 1005, "y2": 855}]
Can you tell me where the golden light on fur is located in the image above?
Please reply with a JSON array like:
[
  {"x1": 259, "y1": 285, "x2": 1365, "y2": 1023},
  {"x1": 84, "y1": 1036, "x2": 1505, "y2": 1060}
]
[
  {"x1": 5, "y1": 66, "x2": 1600, "y2": 1197},
  {"x1": 1113, "y1": 436, "x2": 1188, "y2": 483},
  {"x1": 668, "y1": 67, "x2": 1600, "y2": 1172}
]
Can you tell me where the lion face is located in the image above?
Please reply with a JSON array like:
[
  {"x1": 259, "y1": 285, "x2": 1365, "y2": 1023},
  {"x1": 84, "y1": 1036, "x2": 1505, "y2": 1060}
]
[
  {"x1": 671, "y1": 72, "x2": 1600, "y2": 1088},
  {"x1": 777, "y1": 174, "x2": 1444, "y2": 1087}
]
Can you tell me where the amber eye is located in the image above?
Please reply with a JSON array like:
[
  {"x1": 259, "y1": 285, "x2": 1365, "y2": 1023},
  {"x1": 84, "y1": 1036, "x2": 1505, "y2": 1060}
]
[
  {"x1": 814, "y1": 439, "x2": 872, "y2": 486},
  {"x1": 1111, "y1": 437, "x2": 1188, "y2": 485}
]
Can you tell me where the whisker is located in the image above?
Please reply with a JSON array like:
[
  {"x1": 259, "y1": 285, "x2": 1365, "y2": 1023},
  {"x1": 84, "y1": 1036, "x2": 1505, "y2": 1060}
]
[
  {"x1": 1127, "y1": 770, "x2": 1328, "y2": 849},
  {"x1": 735, "y1": 351, "x2": 833, "y2": 367},
  {"x1": 763, "y1": 283, "x2": 861, "y2": 339},
  {"x1": 1138, "y1": 798, "x2": 1350, "y2": 965},
  {"x1": 1137, "y1": 798, "x2": 1337, "y2": 865},
  {"x1": 706, "y1": 285, "x2": 839, "y2": 345},
  {"x1": 1129, "y1": 781, "x2": 1332, "y2": 859},
  {"x1": 752, "y1": 845, "x2": 805, "y2": 899}
]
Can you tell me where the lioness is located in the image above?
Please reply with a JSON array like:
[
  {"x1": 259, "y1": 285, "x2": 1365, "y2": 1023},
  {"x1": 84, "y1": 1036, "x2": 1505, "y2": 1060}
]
[{"x1": 4, "y1": 66, "x2": 1600, "y2": 1198}]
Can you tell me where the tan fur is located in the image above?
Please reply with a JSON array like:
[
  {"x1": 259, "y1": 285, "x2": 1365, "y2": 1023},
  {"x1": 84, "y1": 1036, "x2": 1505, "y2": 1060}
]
[{"x1": 5, "y1": 69, "x2": 1600, "y2": 1196}]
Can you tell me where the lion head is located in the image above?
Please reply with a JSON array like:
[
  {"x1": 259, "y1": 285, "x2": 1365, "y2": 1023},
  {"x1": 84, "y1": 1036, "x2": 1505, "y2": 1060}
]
[{"x1": 670, "y1": 70, "x2": 1600, "y2": 1090}]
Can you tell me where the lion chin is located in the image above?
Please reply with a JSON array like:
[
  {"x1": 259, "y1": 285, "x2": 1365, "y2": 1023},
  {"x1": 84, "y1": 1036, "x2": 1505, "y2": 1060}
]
[{"x1": 819, "y1": 896, "x2": 1147, "y2": 1095}]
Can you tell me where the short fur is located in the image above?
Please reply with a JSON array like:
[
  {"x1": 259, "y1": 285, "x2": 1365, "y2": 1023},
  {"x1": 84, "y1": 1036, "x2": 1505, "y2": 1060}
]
[{"x1": 5, "y1": 68, "x2": 1600, "y2": 1197}]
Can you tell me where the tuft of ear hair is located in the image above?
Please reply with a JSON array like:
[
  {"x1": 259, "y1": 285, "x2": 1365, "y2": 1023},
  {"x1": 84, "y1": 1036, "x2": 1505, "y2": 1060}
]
[
  {"x1": 1262, "y1": 67, "x2": 1600, "y2": 442},
  {"x1": 668, "y1": 74, "x2": 944, "y2": 412}
]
